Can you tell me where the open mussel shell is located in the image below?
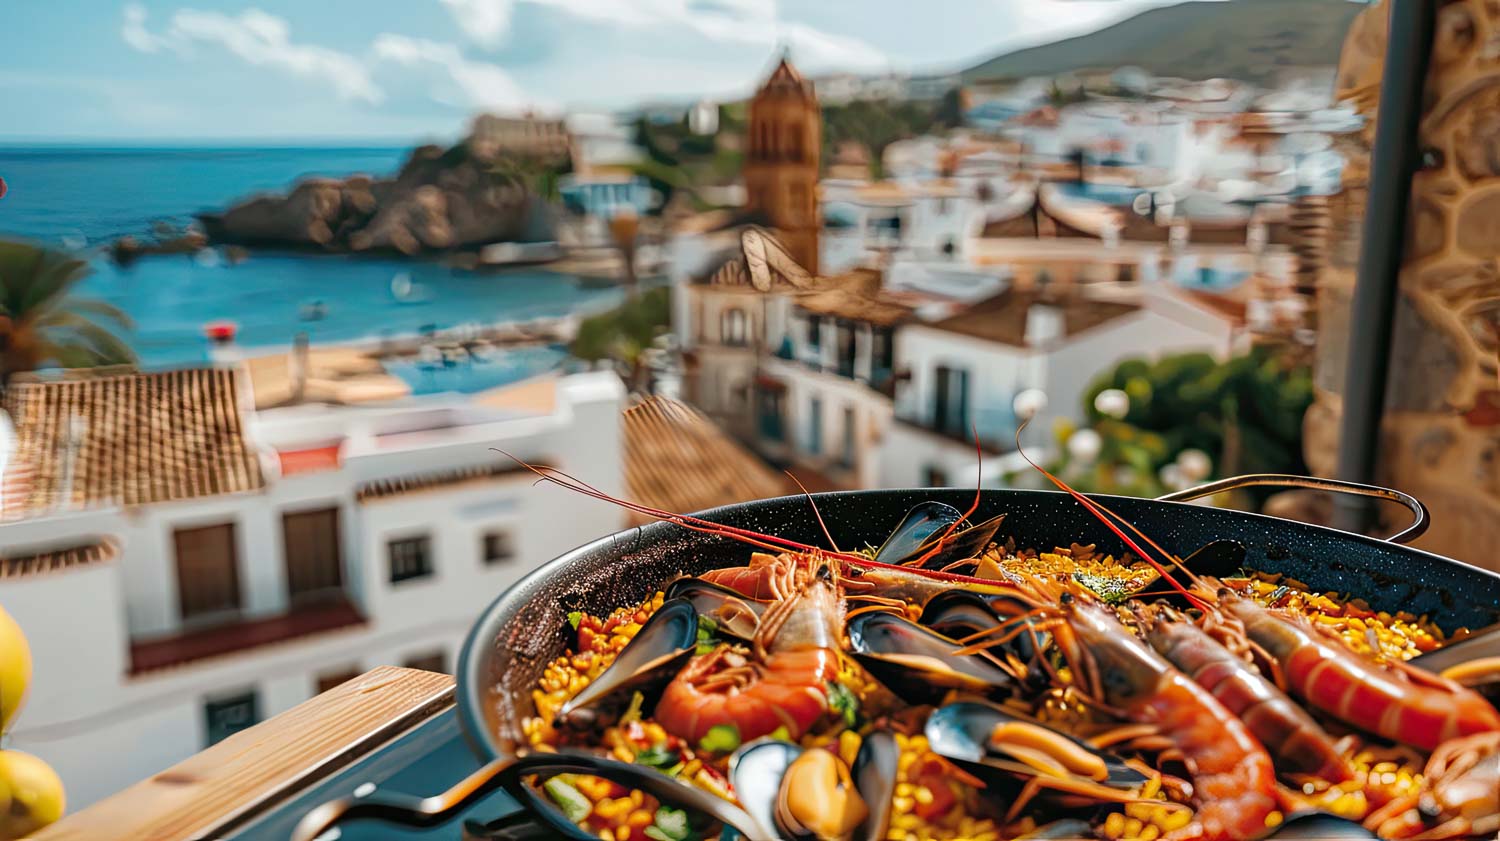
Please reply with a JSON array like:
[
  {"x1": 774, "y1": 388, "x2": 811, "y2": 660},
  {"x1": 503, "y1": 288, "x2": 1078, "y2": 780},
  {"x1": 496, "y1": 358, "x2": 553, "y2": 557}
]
[
  {"x1": 874, "y1": 502, "x2": 1006, "y2": 570},
  {"x1": 1412, "y1": 622, "x2": 1500, "y2": 703},
  {"x1": 847, "y1": 612, "x2": 1016, "y2": 705},
  {"x1": 555, "y1": 597, "x2": 697, "y2": 729},
  {"x1": 1261, "y1": 812, "x2": 1378, "y2": 839},
  {"x1": 727, "y1": 732, "x2": 899, "y2": 841},
  {"x1": 920, "y1": 590, "x2": 1049, "y2": 670},
  {"x1": 925, "y1": 701, "x2": 1144, "y2": 790},
  {"x1": 663, "y1": 577, "x2": 765, "y2": 640}
]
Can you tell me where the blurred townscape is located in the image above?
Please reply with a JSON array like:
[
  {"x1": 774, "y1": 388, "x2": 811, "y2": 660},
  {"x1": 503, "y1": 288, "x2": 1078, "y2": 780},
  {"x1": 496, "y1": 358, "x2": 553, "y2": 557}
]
[{"x1": 2, "y1": 0, "x2": 1497, "y2": 830}]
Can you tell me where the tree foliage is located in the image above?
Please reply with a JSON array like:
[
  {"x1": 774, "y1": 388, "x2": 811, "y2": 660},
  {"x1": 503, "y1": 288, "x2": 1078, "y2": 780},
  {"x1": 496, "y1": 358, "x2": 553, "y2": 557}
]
[
  {"x1": 1051, "y1": 346, "x2": 1314, "y2": 501},
  {"x1": 0, "y1": 240, "x2": 136, "y2": 387},
  {"x1": 571, "y1": 286, "x2": 671, "y2": 369}
]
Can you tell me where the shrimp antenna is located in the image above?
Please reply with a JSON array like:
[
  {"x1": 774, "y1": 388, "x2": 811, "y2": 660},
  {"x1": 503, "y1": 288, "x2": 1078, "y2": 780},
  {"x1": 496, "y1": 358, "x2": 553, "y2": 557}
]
[
  {"x1": 911, "y1": 427, "x2": 986, "y2": 568},
  {"x1": 1012, "y1": 426, "x2": 1210, "y2": 613},
  {"x1": 785, "y1": 470, "x2": 842, "y2": 553}
]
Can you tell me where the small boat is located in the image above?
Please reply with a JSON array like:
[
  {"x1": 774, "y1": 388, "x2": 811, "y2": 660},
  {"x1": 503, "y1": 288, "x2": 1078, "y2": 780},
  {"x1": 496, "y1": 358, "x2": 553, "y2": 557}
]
[
  {"x1": 299, "y1": 301, "x2": 329, "y2": 322},
  {"x1": 417, "y1": 343, "x2": 444, "y2": 368},
  {"x1": 391, "y1": 272, "x2": 433, "y2": 304}
]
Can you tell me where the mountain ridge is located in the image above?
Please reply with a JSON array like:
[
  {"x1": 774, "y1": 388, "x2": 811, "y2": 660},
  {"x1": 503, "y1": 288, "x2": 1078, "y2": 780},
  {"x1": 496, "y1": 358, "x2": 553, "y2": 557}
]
[{"x1": 962, "y1": 0, "x2": 1365, "y2": 86}]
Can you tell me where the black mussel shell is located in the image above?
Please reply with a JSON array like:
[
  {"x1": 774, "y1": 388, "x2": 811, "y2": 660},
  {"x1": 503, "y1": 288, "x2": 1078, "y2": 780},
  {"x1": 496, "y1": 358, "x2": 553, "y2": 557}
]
[
  {"x1": 1412, "y1": 623, "x2": 1500, "y2": 703},
  {"x1": 727, "y1": 739, "x2": 802, "y2": 841},
  {"x1": 851, "y1": 731, "x2": 899, "y2": 841},
  {"x1": 1261, "y1": 812, "x2": 1379, "y2": 839},
  {"x1": 1012, "y1": 819, "x2": 1094, "y2": 839},
  {"x1": 919, "y1": 590, "x2": 1050, "y2": 671},
  {"x1": 664, "y1": 577, "x2": 765, "y2": 640},
  {"x1": 555, "y1": 597, "x2": 698, "y2": 729},
  {"x1": 875, "y1": 502, "x2": 1006, "y2": 570},
  {"x1": 847, "y1": 612, "x2": 1015, "y2": 705},
  {"x1": 925, "y1": 701, "x2": 1144, "y2": 789}
]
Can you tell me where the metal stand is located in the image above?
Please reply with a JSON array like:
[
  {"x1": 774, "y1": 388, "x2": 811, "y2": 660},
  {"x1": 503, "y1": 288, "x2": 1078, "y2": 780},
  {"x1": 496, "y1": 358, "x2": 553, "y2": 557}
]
[{"x1": 1333, "y1": 0, "x2": 1437, "y2": 534}]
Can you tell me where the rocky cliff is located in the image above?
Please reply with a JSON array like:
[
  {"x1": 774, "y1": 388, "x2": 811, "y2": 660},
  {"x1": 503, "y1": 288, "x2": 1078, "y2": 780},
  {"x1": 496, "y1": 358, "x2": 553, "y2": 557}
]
[{"x1": 197, "y1": 141, "x2": 539, "y2": 255}]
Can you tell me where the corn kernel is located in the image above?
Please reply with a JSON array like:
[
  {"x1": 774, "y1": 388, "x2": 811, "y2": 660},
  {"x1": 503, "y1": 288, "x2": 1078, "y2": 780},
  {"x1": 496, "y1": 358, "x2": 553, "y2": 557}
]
[
  {"x1": 1265, "y1": 811, "x2": 1284, "y2": 829},
  {"x1": 1139, "y1": 825, "x2": 1160, "y2": 841},
  {"x1": 914, "y1": 786, "x2": 934, "y2": 806},
  {"x1": 1161, "y1": 809, "x2": 1193, "y2": 832},
  {"x1": 1105, "y1": 812, "x2": 1126, "y2": 837},
  {"x1": 1124, "y1": 816, "x2": 1144, "y2": 837}
]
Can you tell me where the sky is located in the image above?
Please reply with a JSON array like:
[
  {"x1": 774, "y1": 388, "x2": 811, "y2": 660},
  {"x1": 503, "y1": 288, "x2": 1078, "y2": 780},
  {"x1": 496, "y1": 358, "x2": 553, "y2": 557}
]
[{"x1": 3, "y1": 0, "x2": 1189, "y2": 142}]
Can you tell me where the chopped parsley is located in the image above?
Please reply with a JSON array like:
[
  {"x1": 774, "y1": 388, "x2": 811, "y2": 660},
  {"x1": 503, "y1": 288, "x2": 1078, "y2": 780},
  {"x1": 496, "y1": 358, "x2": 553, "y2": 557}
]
[
  {"x1": 827, "y1": 681, "x2": 860, "y2": 729},
  {"x1": 698, "y1": 723, "x2": 741, "y2": 754},
  {"x1": 635, "y1": 742, "x2": 680, "y2": 770},
  {"x1": 768, "y1": 725, "x2": 792, "y2": 742},
  {"x1": 695, "y1": 614, "x2": 719, "y2": 655},
  {"x1": 567, "y1": 611, "x2": 584, "y2": 630},
  {"x1": 643, "y1": 806, "x2": 694, "y2": 841}
]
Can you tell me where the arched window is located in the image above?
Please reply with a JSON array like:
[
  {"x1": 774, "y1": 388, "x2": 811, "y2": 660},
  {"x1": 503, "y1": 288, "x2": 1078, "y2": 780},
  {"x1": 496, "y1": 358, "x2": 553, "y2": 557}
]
[{"x1": 721, "y1": 307, "x2": 748, "y2": 346}]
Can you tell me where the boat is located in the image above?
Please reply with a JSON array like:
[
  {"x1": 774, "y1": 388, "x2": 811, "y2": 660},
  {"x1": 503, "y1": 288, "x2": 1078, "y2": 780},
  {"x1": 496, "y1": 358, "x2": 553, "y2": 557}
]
[{"x1": 391, "y1": 272, "x2": 433, "y2": 304}]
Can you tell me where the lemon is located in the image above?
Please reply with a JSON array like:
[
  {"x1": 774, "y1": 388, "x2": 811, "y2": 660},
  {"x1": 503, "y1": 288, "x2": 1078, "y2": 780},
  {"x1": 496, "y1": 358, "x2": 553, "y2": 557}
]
[
  {"x1": 0, "y1": 750, "x2": 65, "y2": 838},
  {"x1": 0, "y1": 605, "x2": 30, "y2": 735}
]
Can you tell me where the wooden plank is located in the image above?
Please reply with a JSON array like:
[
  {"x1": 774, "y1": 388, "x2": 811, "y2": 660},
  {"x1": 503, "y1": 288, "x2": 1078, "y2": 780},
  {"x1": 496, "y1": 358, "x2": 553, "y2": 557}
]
[{"x1": 33, "y1": 666, "x2": 455, "y2": 841}]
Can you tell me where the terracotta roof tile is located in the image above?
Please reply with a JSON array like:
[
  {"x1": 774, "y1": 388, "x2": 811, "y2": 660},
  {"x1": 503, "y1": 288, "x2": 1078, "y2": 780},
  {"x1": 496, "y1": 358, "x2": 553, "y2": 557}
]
[
  {"x1": 2, "y1": 369, "x2": 264, "y2": 519},
  {"x1": 624, "y1": 396, "x2": 785, "y2": 524},
  {"x1": 929, "y1": 289, "x2": 1140, "y2": 348},
  {"x1": 0, "y1": 539, "x2": 118, "y2": 580},
  {"x1": 356, "y1": 461, "x2": 548, "y2": 503}
]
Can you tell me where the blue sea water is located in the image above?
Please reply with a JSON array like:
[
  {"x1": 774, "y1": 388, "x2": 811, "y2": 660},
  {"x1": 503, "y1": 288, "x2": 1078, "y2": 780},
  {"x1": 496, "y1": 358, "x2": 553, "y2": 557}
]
[{"x1": 0, "y1": 146, "x2": 635, "y2": 378}]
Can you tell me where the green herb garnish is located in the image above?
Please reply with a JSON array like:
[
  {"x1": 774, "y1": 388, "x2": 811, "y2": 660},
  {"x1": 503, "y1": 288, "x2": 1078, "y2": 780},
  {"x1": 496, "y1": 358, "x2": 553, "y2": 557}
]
[
  {"x1": 827, "y1": 681, "x2": 860, "y2": 729},
  {"x1": 768, "y1": 725, "x2": 792, "y2": 742},
  {"x1": 644, "y1": 806, "x2": 694, "y2": 841},
  {"x1": 698, "y1": 723, "x2": 741, "y2": 754},
  {"x1": 543, "y1": 777, "x2": 591, "y2": 823},
  {"x1": 695, "y1": 615, "x2": 718, "y2": 654},
  {"x1": 567, "y1": 611, "x2": 584, "y2": 630},
  {"x1": 635, "y1": 741, "x2": 680, "y2": 769}
]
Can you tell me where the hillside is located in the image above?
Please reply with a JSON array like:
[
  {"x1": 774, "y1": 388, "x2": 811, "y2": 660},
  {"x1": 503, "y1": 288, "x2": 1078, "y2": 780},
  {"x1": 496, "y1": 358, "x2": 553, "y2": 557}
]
[{"x1": 962, "y1": 0, "x2": 1364, "y2": 86}]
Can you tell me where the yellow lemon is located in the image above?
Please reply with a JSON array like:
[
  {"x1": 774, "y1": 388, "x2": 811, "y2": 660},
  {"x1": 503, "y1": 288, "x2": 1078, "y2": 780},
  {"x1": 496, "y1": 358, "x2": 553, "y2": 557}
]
[
  {"x1": 0, "y1": 606, "x2": 31, "y2": 735},
  {"x1": 0, "y1": 750, "x2": 65, "y2": 839}
]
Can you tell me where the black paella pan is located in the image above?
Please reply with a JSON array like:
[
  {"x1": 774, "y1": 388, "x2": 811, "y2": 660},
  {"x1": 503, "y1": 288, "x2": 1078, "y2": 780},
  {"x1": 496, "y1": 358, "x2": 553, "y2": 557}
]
[{"x1": 295, "y1": 475, "x2": 1500, "y2": 841}]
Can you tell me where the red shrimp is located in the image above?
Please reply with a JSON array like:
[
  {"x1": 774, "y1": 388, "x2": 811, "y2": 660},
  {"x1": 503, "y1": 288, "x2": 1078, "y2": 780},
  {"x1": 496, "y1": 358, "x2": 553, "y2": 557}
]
[
  {"x1": 1143, "y1": 609, "x2": 1352, "y2": 782},
  {"x1": 657, "y1": 556, "x2": 841, "y2": 744},
  {"x1": 1219, "y1": 589, "x2": 1500, "y2": 751},
  {"x1": 1057, "y1": 594, "x2": 1279, "y2": 841}
]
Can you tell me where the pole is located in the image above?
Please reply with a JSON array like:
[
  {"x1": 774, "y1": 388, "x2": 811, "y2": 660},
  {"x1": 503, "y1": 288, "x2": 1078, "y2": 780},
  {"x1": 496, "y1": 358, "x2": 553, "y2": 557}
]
[{"x1": 1333, "y1": 0, "x2": 1436, "y2": 534}]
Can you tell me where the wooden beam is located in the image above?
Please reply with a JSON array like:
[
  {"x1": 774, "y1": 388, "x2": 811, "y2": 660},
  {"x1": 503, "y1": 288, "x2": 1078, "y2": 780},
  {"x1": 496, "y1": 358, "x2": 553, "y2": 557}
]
[{"x1": 32, "y1": 666, "x2": 455, "y2": 841}]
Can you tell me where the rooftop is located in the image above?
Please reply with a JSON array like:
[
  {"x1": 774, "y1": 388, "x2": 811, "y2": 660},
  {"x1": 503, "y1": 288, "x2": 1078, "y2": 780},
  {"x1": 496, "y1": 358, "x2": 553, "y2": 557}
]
[
  {"x1": 0, "y1": 539, "x2": 118, "y2": 580},
  {"x1": 623, "y1": 396, "x2": 787, "y2": 525},
  {"x1": 245, "y1": 347, "x2": 410, "y2": 410},
  {"x1": 928, "y1": 289, "x2": 1140, "y2": 348},
  {"x1": 2, "y1": 368, "x2": 265, "y2": 520}
]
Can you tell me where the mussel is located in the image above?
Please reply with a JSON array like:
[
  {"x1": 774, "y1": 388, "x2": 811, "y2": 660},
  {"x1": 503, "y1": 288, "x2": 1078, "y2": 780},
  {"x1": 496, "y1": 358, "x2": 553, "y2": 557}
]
[
  {"x1": 846, "y1": 612, "x2": 1016, "y2": 705},
  {"x1": 727, "y1": 731, "x2": 899, "y2": 841},
  {"x1": 1260, "y1": 812, "x2": 1379, "y2": 839},
  {"x1": 664, "y1": 577, "x2": 765, "y2": 640},
  {"x1": 919, "y1": 590, "x2": 1050, "y2": 685},
  {"x1": 925, "y1": 700, "x2": 1144, "y2": 801},
  {"x1": 555, "y1": 597, "x2": 698, "y2": 729},
  {"x1": 874, "y1": 502, "x2": 1006, "y2": 571},
  {"x1": 1413, "y1": 623, "x2": 1500, "y2": 704}
]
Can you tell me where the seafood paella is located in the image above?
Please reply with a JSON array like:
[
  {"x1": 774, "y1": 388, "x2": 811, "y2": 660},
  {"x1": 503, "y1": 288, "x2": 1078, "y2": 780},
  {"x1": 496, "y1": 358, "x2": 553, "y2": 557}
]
[{"x1": 510, "y1": 477, "x2": 1500, "y2": 841}]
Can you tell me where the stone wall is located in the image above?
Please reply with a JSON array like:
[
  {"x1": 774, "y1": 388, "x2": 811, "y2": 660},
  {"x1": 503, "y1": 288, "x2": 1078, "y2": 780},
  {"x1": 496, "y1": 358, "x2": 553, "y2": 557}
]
[{"x1": 1308, "y1": 0, "x2": 1500, "y2": 570}]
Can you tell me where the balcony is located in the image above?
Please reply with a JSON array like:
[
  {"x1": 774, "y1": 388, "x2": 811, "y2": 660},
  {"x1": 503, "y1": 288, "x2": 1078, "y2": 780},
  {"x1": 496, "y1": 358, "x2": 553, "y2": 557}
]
[
  {"x1": 894, "y1": 413, "x2": 1012, "y2": 456},
  {"x1": 129, "y1": 594, "x2": 366, "y2": 675}
]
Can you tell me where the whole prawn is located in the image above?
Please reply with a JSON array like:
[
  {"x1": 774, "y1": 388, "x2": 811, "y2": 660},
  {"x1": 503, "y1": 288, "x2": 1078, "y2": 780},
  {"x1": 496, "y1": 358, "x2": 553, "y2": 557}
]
[
  {"x1": 657, "y1": 554, "x2": 841, "y2": 744},
  {"x1": 1053, "y1": 590, "x2": 1279, "y2": 841},
  {"x1": 1141, "y1": 606, "x2": 1352, "y2": 783},
  {"x1": 1217, "y1": 587, "x2": 1500, "y2": 752}
]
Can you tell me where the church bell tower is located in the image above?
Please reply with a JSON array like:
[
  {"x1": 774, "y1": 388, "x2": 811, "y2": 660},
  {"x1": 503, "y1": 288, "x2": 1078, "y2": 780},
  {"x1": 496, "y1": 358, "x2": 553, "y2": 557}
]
[{"x1": 744, "y1": 53, "x2": 821, "y2": 275}]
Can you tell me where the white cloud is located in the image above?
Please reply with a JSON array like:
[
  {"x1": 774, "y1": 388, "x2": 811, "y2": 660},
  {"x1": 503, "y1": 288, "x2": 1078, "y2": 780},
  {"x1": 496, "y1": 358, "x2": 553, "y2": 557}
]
[
  {"x1": 372, "y1": 35, "x2": 537, "y2": 111},
  {"x1": 439, "y1": 0, "x2": 515, "y2": 48},
  {"x1": 121, "y1": 6, "x2": 384, "y2": 104},
  {"x1": 121, "y1": 4, "x2": 167, "y2": 54},
  {"x1": 441, "y1": 0, "x2": 886, "y2": 71}
]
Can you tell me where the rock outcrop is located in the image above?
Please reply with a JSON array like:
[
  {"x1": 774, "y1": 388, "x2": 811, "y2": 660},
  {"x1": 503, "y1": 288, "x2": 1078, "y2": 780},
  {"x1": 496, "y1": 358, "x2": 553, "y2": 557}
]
[{"x1": 198, "y1": 141, "x2": 540, "y2": 255}]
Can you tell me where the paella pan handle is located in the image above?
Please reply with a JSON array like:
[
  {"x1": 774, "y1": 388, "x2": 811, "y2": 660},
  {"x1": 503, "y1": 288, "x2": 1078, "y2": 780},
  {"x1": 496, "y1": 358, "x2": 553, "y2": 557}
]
[
  {"x1": 1155, "y1": 473, "x2": 1430, "y2": 545},
  {"x1": 291, "y1": 751, "x2": 770, "y2": 841}
]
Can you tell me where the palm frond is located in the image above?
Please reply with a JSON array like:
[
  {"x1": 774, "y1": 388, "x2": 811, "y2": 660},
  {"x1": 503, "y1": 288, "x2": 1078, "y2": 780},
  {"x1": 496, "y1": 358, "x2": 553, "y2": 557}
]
[
  {"x1": 53, "y1": 298, "x2": 135, "y2": 331},
  {"x1": 0, "y1": 239, "x2": 93, "y2": 318}
]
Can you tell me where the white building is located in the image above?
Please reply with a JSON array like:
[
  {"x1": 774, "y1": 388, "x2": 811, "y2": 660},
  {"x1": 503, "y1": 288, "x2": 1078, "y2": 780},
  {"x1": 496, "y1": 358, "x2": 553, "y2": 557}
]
[
  {"x1": 0, "y1": 366, "x2": 626, "y2": 809},
  {"x1": 882, "y1": 280, "x2": 1243, "y2": 489}
]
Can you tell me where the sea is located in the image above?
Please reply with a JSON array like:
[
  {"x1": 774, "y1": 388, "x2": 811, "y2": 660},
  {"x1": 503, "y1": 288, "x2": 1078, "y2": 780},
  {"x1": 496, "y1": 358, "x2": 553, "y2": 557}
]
[{"x1": 0, "y1": 145, "x2": 636, "y2": 391}]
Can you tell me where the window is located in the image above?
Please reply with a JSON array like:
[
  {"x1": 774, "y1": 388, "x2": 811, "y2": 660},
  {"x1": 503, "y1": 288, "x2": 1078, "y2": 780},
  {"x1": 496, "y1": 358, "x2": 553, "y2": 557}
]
[
  {"x1": 388, "y1": 535, "x2": 433, "y2": 584},
  {"x1": 482, "y1": 530, "x2": 515, "y2": 565},
  {"x1": 933, "y1": 365, "x2": 971, "y2": 439},
  {"x1": 174, "y1": 522, "x2": 241, "y2": 622},
  {"x1": 807, "y1": 397, "x2": 823, "y2": 456},
  {"x1": 204, "y1": 691, "x2": 259, "y2": 747},
  {"x1": 282, "y1": 507, "x2": 342, "y2": 602},
  {"x1": 841, "y1": 407, "x2": 857, "y2": 469},
  {"x1": 405, "y1": 650, "x2": 447, "y2": 674},
  {"x1": 757, "y1": 385, "x2": 786, "y2": 442},
  {"x1": 924, "y1": 466, "x2": 949, "y2": 488},
  {"x1": 804, "y1": 313, "x2": 822, "y2": 354},
  {"x1": 835, "y1": 321, "x2": 856, "y2": 378},
  {"x1": 315, "y1": 666, "x2": 361, "y2": 695},
  {"x1": 721, "y1": 307, "x2": 748, "y2": 346},
  {"x1": 872, "y1": 328, "x2": 896, "y2": 377}
]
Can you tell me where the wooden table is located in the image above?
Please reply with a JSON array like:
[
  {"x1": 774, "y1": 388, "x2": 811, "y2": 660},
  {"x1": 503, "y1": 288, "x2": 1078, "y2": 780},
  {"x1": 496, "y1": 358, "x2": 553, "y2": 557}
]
[{"x1": 32, "y1": 666, "x2": 457, "y2": 841}]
